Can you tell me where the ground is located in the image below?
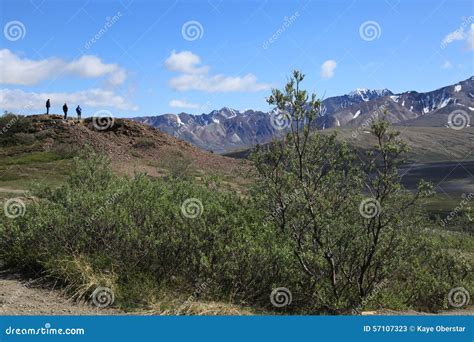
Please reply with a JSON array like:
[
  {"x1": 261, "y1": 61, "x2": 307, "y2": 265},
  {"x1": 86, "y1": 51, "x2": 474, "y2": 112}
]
[
  {"x1": 0, "y1": 273, "x2": 120, "y2": 315},
  {"x1": 1, "y1": 272, "x2": 472, "y2": 316}
]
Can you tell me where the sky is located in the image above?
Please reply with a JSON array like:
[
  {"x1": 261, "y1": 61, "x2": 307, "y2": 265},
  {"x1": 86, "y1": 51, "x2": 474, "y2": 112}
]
[{"x1": 0, "y1": 0, "x2": 473, "y2": 117}]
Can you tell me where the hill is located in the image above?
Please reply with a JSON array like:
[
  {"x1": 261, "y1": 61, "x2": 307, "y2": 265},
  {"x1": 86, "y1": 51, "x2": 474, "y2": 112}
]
[
  {"x1": 0, "y1": 114, "x2": 250, "y2": 194},
  {"x1": 226, "y1": 126, "x2": 474, "y2": 163}
]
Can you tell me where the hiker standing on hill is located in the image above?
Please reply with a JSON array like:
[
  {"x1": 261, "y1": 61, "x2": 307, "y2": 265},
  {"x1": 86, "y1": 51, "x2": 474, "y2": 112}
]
[
  {"x1": 46, "y1": 99, "x2": 51, "y2": 115},
  {"x1": 63, "y1": 103, "x2": 68, "y2": 119},
  {"x1": 76, "y1": 105, "x2": 82, "y2": 120}
]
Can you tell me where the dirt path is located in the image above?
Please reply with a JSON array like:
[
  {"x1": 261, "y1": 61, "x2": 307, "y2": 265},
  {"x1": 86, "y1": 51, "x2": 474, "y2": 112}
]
[
  {"x1": 0, "y1": 273, "x2": 120, "y2": 315},
  {"x1": 0, "y1": 187, "x2": 25, "y2": 195},
  {"x1": 0, "y1": 273, "x2": 472, "y2": 316}
]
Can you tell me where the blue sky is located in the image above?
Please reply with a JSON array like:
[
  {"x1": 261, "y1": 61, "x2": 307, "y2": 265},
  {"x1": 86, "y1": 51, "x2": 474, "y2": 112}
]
[{"x1": 0, "y1": 0, "x2": 473, "y2": 117}]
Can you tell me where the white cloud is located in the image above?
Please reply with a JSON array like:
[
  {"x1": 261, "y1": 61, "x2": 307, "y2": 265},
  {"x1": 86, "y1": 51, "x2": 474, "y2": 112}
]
[
  {"x1": 442, "y1": 29, "x2": 465, "y2": 46},
  {"x1": 0, "y1": 49, "x2": 127, "y2": 86},
  {"x1": 169, "y1": 99, "x2": 203, "y2": 109},
  {"x1": 442, "y1": 24, "x2": 474, "y2": 50},
  {"x1": 320, "y1": 60, "x2": 337, "y2": 79},
  {"x1": 165, "y1": 50, "x2": 272, "y2": 93},
  {"x1": 164, "y1": 50, "x2": 208, "y2": 74},
  {"x1": 441, "y1": 61, "x2": 453, "y2": 69},
  {"x1": 467, "y1": 24, "x2": 474, "y2": 50},
  {"x1": 0, "y1": 88, "x2": 137, "y2": 112}
]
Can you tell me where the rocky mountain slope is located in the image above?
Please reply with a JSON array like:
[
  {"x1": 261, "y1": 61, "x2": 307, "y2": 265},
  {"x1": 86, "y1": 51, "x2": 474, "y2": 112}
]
[{"x1": 132, "y1": 76, "x2": 473, "y2": 153}]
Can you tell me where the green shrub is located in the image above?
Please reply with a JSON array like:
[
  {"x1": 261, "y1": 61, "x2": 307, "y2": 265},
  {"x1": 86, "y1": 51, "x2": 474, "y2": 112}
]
[{"x1": 0, "y1": 152, "x2": 292, "y2": 309}]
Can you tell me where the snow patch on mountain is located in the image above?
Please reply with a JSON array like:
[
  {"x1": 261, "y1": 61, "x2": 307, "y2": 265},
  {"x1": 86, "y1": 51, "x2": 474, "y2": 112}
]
[{"x1": 175, "y1": 114, "x2": 184, "y2": 127}]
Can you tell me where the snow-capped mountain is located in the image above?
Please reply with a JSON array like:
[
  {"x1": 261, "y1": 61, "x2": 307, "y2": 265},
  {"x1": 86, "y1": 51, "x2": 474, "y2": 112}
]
[{"x1": 131, "y1": 76, "x2": 473, "y2": 153}]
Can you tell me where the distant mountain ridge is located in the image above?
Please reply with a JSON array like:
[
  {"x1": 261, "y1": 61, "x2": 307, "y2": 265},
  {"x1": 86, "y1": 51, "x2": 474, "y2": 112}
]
[{"x1": 132, "y1": 76, "x2": 474, "y2": 153}]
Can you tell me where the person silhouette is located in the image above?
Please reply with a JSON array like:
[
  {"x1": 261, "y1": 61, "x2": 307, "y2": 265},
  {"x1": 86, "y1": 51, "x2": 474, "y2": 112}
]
[
  {"x1": 76, "y1": 105, "x2": 82, "y2": 120},
  {"x1": 63, "y1": 103, "x2": 68, "y2": 119},
  {"x1": 46, "y1": 99, "x2": 51, "y2": 115}
]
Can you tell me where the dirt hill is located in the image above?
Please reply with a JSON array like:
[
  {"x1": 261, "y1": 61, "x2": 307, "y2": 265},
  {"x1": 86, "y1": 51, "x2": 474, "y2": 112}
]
[{"x1": 0, "y1": 114, "x2": 250, "y2": 193}]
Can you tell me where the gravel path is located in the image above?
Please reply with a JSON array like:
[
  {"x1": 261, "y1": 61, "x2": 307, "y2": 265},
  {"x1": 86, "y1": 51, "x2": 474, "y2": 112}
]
[{"x1": 0, "y1": 273, "x2": 120, "y2": 315}]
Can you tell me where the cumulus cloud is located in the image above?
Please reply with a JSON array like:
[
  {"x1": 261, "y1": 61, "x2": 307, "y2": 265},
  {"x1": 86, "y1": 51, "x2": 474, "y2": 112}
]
[
  {"x1": 0, "y1": 49, "x2": 127, "y2": 86},
  {"x1": 169, "y1": 99, "x2": 203, "y2": 109},
  {"x1": 164, "y1": 50, "x2": 272, "y2": 93},
  {"x1": 164, "y1": 50, "x2": 208, "y2": 74},
  {"x1": 320, "y1": 60, "x2": 337, "y2": 79},
  {"x1": 0, "y1": 88, "x2": 138, "y2": 112}
]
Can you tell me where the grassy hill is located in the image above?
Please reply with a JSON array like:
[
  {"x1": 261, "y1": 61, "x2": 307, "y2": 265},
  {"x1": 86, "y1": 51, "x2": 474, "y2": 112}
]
[
  {"x1": 0, "y1": 114, "x2": 251, "y2": 197},
  {"x1": 225, "y1": 126, "x2": 474, "y2": 163}
]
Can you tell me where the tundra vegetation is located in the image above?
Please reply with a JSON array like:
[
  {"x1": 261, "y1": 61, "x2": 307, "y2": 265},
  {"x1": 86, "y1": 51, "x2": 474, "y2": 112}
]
[{"x1": 0, "y1": 72, "x2": 472, "y2": 314}]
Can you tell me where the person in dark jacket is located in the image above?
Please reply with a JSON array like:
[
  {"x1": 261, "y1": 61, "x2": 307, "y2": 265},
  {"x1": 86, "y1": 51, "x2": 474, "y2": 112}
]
[
  {"x1": 62, "y1": 103, "x2": 68, "y2": 119},
  {"x1": 46, "y1": 99, "x2": 51, "y2": 115},
  {"x1": 76, "y1": 105, "x2": 82, "y2": 120}
]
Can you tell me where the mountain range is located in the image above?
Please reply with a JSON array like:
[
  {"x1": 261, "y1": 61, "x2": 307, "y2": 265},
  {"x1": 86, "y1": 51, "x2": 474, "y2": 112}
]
[{"x1": 132, "y1": 76, "x2": 474, "y2": 153}]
